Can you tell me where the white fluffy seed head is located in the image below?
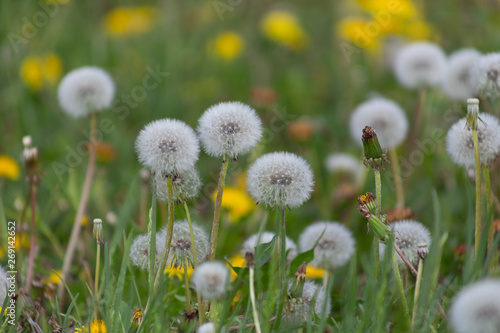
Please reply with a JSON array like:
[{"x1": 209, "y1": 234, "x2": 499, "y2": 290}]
[
  {"x1": 129, "y1": 233, "x2": 166, "y2": 270},
  {"x1": 247, "y1": 152, "x2": 314, "y2": 209},
  {"x1": 135, "y1": 119, "x2": 200, "y2": 175},
  {"x1": 442, "y1": 49, "x2": 482, "y2": 100},
  {"x1": 197, "y1": 102, "x2": 262, "y2": 159},
  {"x1": 155, "y1": 168, "x2": 202, "y2": 203},
  {"x1": 379, "y1": 220, "x2": 431, "y2": 267},
  {"x1": 241, "y1": 231, "x2": 298, "y2": 261},
  {"x1": 299, "y1": 222, "x2": 355, "y2": 271},
  {"x1": 197, "y1": 323, "x2": 215, "y2": 333},
  {"x1": 325, "y1": 153, "x2": 364, "y2": 180},
  {"x1": 58, "y1": 66, "x2": 115, "y2": 118},
  {"x1": 350, "y1": 98, "x2": 408, "y2": 149},
  {"x1": 158, "y1": 220, "x2": 210, "y2": 268},
  {"x1": 446, "y1": 113, "x2": 500, "y2": 168},
  {"x1": 286, "y1": 281, "x2": 331, "y2": 324},
  {"x1": 0, "y1": 266, "x2": 7, "y2": 306},
  {"x1": 472, "y1": 53, "x2": 500, "y2": 98},
  {"x1": 191, "y1": 261, "x2": 230, "y2": 299},
  {"x1": 394, "y1": 42, "x2": 446, "y2": 89},
  {"x1": 450, "y1": 279, "x2": 500, "y2": 333}
]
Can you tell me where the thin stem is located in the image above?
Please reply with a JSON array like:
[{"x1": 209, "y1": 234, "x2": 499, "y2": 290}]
[
  {"x1": 280, "y1": 206, "x2": 286, "y2": 288},
  {"x1": 148, "y1": 177, "x2": 157, "y2": 297},
  {"x1": 391, "y1": 252, "x2": 411, "y2": 331},
  {"x1": 94, "y1": 243, "x2": 101, "y2": 320},
  {"x1": 374, "y1": 170, "x2": 382, "y2": 276},
  {"x1": 472, "y1": 129, "x2": 482, "y2": 259},
  {"x1": 483, "y1": 166, "x2": 493, "y2": 247},
  {"x1": 394, "y1": 244, "x2": 419, "y2": 277},
  {"x1": 25, "y1": 180, "x2": 37, "y2": 292},
  {"x1": 183, "y1": 260, "x2": 191, "y2": 310},
  {"x1": 139, "y1": 174, "x2": 148, "y2": 231},
  {"x1": 18, "y1": 185, "x2": 32, "y2": 269},
  {"x1": 323, "y1": 270, "x2": 329, "y2": 290},
  {"x1": 389, "y1": 148, "x2": 405, "y2": 208},
  {"x1": 249, "y1": 267, "x2": 262, "y2": 333},
  {"x1": 411, "y1": 258, "x2": 424, "y2": 327},
  {"x1": 408, "y1": 89, "x2": 426, "y2": 151},
  {"x1": 209, "y1": 155, "x2": 229, "y2": 261},
  {"x1": 59, "y1": 113, "x2": 98, "y2": 302}
]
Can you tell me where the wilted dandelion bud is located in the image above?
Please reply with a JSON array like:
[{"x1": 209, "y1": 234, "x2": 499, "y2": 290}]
[
  {"x1": 289, "y1": 262, "x2": 306, "y2": 298},
  {"x1": 466, "y1": 98, "x2": 480, "y2": 130},
  {"x1": 158, "y1": 220, "x2": 209, "y2": 268},
  {"x1": 247, "y1": 152, "x2": 314, "y2": 208},
  {"x1": 357, "y1": 203, "x2": 390, "y2": 241},
  {"x1": 298, "y1": 222, "x2": 355, "y2": 271},
  {"x1": 197, "y1": 322, "x2": 215, "y2": 333},
  {"x1": 441, "y1": 49, "x2": 481, "y2": 100},
  {"x1": 241, "y1": 231, "x2": 297, "y2": 261},
  {"x1": 446, "y1": 113, "x2": 500, "y2": 168},
  {"x1": 358, "y1": 192, "x2": 376, "y2": 212},
  {"x1": 191, "y1": 261, "x2": 230, "y2": 299},
  {"x1": 22, "y1": 135, "x2": 32, "y2": 148},
  {"x1": 449, "y1": 279, "x2": 500, "y2": 333},
  {"x1": 286, "y1": 281, "x2": 331, "y2": 324},
  {"x1": 361, "y1": 126, "x2": 389, "y2": 171},
  {"x1": 325, "y1": 153, "x2": 364, "y2": 181},
  {"x1": 197, "y1": 101, "x2": 262, "y2": 160},
  {"x1": 131, "y1": 308, "x2": 143, "y2": 329},
  {"x1": 129, "y1": 233, "x2": 166, "y2": 270},
  {"x1": 417, "y1": 243, "x2": 428, "y2": 260},
  {"x1": 135, "y1": 119, "x2": 200, "y2": 175},
  {"x1": 350, "y1": 98, "x2": 408, "y2": 150},
  {"x1": 0, "y1": 266, "x2": 7, "y2": 306},
  {"x1": 472, "y1": 52, "x2": 500, "y2": 98},
  {"x1": 58, "y1": 66, "x2": 115, "y2": 117},
  {"x1": 393, "y1": 42, "x2": 446, "y2": 89},
  {"x1": 92, "y1": 218, "x2": 103, "y2": 245},
  {"x1": 379, "y1": 220, "x2": 431, "y2": 267},
  {"x1": 155, "y1": 168, "x2": 202, "y2": 203}
]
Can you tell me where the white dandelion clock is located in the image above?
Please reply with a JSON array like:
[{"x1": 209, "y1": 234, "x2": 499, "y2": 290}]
[
  {"x1": 135, "y1": 119, "x2": 200, "y2": 175},
  {"x1": 191, "y1": 261, "x2": 230, "y2": 299},
  {"x1": 58, "y1": 66, "x2": 115, "y2": 118},
  {"x1": 450, "y1": 279, "x2": 500, "y2": 333},
  {"x1": 472, "y1": 52, "x2": 500, "y2": 98},
  {"x1": 247, "y1": 152, "x2": 314, "y2": 208},
  {"x1": 442, "y1": 49, "x2": 481, "y2": 100},
  {"x1": 158, "y1": 220, "x2": 210, "y2": 268},
  {"x1": 325, "y1": 153, "x2": 364, "y2": 180},
  {"x1": 349, "y1": 98, "x2": 408, "y2": 149},
  {"x1": 0, "y1": 266, "x2": 8, "y2": 306},
  {"x1": 286, "y1": 281, "x2": 331, "y2": 323},
  {"x1": 155, "y1": 168, "x2": 202, "y2": 203},
  {"x1": 197, "y1": 101, "x2": 262, "y2": 160},
  {"x1": 197, "y1": 323, "x2": 215, "y2": 333},
  {"x1": 446, "y1": 113, "x2": 500, "y2": 168},
  {"x1": 241, "y1": 231, "x2": 298, "y2": 261},
  {"x1": 379, "y1": 220, "x2": 431, "y2": 267},
  {"x1": 129, "y1": 233, "x2": 166, "y2": 270},
  {"x1": 299, "y1": 222, "x2": 355, "y2": 271},
  {"x1": 394, "y1": 42, "x2": 446, "y2": 89}
]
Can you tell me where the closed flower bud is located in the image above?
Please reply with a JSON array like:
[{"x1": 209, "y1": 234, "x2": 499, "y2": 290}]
[{"x1": 92, "y1": 218, "x2": 103, "y2": 245}]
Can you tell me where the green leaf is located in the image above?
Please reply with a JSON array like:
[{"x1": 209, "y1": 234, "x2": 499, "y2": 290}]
[
  {"x1": 288, "y1": 247, "x2": 315, "y2": 276},
  {"x1": 254, "y1": 235, "x2": 277, "y2": 268}
]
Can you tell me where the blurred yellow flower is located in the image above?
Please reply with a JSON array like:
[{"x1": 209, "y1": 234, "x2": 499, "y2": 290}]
[
  {"x1": 356, "y1": 0, "x2": 417, "y2": 19},
  {"x1": 260, "y1": 10, "x2": 307, "y2": 50},
  {"x1": 104, "y1": 6, "x2": 157, "y2": 36},
  {"x1": 306, "y1": 265, "x2": 325, "y2": 279},
  {"x1": 227, "y1": 254, "x2": 245, "y2": 281},
  {"x1": 0, "y1": 155, "x2": 20, "y2": 180},
  {"x1": 20, "y1": 54, "x2": 62, "y2": 91},
  {"x1": 213, "y1": 31, "x2": 244, "y2": 60},
  {"x1": 76, "y1": 320, "x2": 107, "y2": 333},
  {"x1": 212, "y1": 187, "x2": 254, "y2": 222},
  {"x1": 404, "y1": 20, "x2": 431, "y2": 40},
  {"x1": 47, "y1": 270, "x2": 62, "y2": 285},
  {"x1": 164, "y1": 265, "x2": 193, "y2": 280},
  {"x1": 81, "y1": 215, "x2": 89, "y2": 228}
]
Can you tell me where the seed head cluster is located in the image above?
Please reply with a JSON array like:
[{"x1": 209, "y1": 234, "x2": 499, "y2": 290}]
[
  {"x1": 441, "y1": 49, "x2": 481, "y2": 100},
  {"x1": 286, "y1": 281, "x2": 331, "y2": 324},
  {"x1": 472, "y1": 52, "x2": 500, "y2": 98},
  {"x1": 191, "y1": 261, "x2": 230, "y2": 300},
  {"x1": 155, "y1": 168, "x2": 202, "y2": 203},
  {"x1": 129, "y1": 233, "x2": 166, "y2": 270}
]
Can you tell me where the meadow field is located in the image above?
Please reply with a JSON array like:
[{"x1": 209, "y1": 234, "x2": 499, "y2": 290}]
[{"x1": 1, "y1": 0, "x2": 500, "y2": 332}]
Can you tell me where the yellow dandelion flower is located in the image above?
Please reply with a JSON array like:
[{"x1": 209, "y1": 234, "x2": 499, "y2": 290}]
[
  {"x1": 47, "y1": 270, "x2": 62, "y2": 285},
  {"x1": 306, "y1": 265, "x2": 325, "y2": 279},
  {"x1": 42, "y1": 53, "x2": 62, "y2": 85},
  {"x1": 164, "y1": 266, "x2": 193, "y2": 280},
  {"x1": 20, "y1": 57, "x2": 43, "y2": 91},
  {"x1": 104, "y1": 6, "x2": 157, "y2": 37},
  {"x1": 213, "y1": 31, "x2": 244, "y2": 60},
  {"x1": 78, "y1": 320, "x2": 107, "y2": 333},
  {"x1": 403, "y1": 20, "x2": 432, "y2": 40},
  {"x1": 356, "y1": 0, "x2": 417, "y2": 19},
  {"x1": 212, "y1": 187, "x2": 254, "y2": 222},
  {"x1": 336, "y1": 18, "x2": 381, "y2": 52},
  {"x1": 227, "y1": 253, "x2": 245, "y2": 281},
  {"x1": 260, "y1": 10, "x2": 307, "y2": 50},
  {"x1": 0, "y1": 155, "x2": 20, "y2": 180},
  {"x1": 81, "y1": 215, "x2": 89, "y2": 228}
]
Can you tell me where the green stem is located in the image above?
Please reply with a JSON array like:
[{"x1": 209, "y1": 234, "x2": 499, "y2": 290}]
[
  {"x1": 374, "y1": 170, "x2": 382, "y2": 277},
  {"x1": 483, "y1": 167, "x2": 493, "y2": 247},
  {"x1": 94, "y1": 243, "x2": 101, "y2": 320},
  {"x1": 411, "y1": 258, "x2": 424, "y2": 327},
  {"x1": 249, "y1": 267, "x2": 262, "y2": 333},
  {"x1": 391, "y1": 252, "x2": 411, "y2": 331},
  {"x1": 472, "y1": 129, "x2": 482, "y2": 259},
  {"x1": 275, "y1": 206, "x2": 287, "y2": 326},
  {"x1": 25, "y1": 181, "x2": 37, "y2": 292},
  {"x1": 209, "y1": 155, "x2": 229, "y2": 261},
  {"x1": 389, "y1": 148, "x2": 404, "y2": 208},
  {"x1": 148, "y1": 177, "x2": 157, "y2": 295},
  {"x1": 183, "y1": 260, "x2": 191, "y2": 311}
]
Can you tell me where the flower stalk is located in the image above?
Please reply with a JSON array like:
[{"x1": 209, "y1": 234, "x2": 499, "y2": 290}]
[{"x1": 209, "y1": 155, "x2": 230, "y2": 261}]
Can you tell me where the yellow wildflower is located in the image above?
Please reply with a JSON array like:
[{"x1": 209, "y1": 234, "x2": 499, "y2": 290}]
[
  {"x1": 77, "y1": 320, "x2": 107, "y2": 333},
  {"x1": 20, "y1": 57, "x2": 43, "y2": 90},
  {"x1": 164, "y1": 265, "x2": 193, "y2": 280},
  {"x1": 306, "y1": 265, "x2": 325, "y2": 279},
  {"x1": 336, "y1": 18, "x2": 381, "y2": 52},
  {"x1": 213, "y1": 31, "x2": 244, "y2": 60},
  {"x1": 104, "y1": 6, "x2": 157, "y2": 36},
  {"x1": 227, "y1": 253, "x2": 245, "y2": 281},
  {"x1": 356, "y1": 0, "x2": 417, "y2": 19},
  {"x1": 42, "y1": 54, "x2": 63, "y2": 85},
  {"x1": 212, "y1": 187, "x2": 254, "y2": 222},
  {"x1": 260, "y1": 10, "x2": 307, "y2": 50},
  {"x1": 47, "y1": 270, "x2": 62, "y2": 285},
  {"x1": 404, "y1": 20, "x2": 431, "y2": 40},
  {"x1": 20, "y1": 53, "x2": 62, "y2": 91},
  {"x1": 0, "y1": 155, "x2": 20, "y2": 180},
  {"x1": 81, "y1": 215, "x2": 89, "y2": 228}
]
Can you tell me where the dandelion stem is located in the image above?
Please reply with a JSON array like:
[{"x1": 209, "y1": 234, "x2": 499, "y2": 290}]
[
  {"x1": 249, "y1": 267, "x2": 262, "y2": 333},
  {"x1": 408, "y1": 88, "x2": 426, "y2": 151},
  {"x1": 483, "y1": 166, "x2": 493, "y2": 247},
  {"x1": 374, "y1": 169, "x2": 382, "y2": 276},
  {"x1": 391, "y1": 251, "x2": 411, "y2": 331},
  {"x1": 94, "y1": 242, "x2": 101, "y2": 320},
  {"x1": 389, "y1": 148, "x2": 404, "y2": 208},
  {"x1": 209, "y1": 155, "x2": 229, "y2": 261},
  {"x1": 147, "y1": 176, "x2": 157, "y2": 298},
  {"x1": 183, "y1": 260, "x2": 191, "y2": 310},
  {"x1": 472, "y1": 128, "x2": 482, "y2": 259},
  {"x1": 411, "y1": 258, "x2": 424, "y2": 327},
  {"x1": 25, "y1": 179, "x2": 38, "y2": 292},
  {"x1": 59, "y1": 113, "x2": 98, "y2": 303}
]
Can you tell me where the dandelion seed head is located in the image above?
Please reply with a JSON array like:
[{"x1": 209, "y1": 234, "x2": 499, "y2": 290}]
[
  {"x1": 446, "y1": 113, "x2": 500, "y2": 168},
  {"x1": 472, "y1": 52, "x2": 500, "y2": 98},
  {"x1": 450, "y1": 279, "x2": 500, "y2": 333},
  {"x1": 191, "y1": 261, "x2": 230, "y2": 299},
  {"x1": 241, "y1": 231, "x2": 298, "y2": 261},
  {"x1": 350, "y1": 98, "x2": 408, "y2": 149},
  {"x1": 58, "y1": 66, "x2": 115, "y2": 117},
  {"x1": 129, "y1": 233, "x2": 166, "y2": 270},
  {"x1": 299, "y1": 222, "x2": 355, "y2": 271},
  {"x1": 394, "y1": 42, "x2": 446, "y2": 89},
  {"x1": 197, "y1": 322, "x2": 215, "y2": 333},
  {"x1": 325, "y1": 153, "x2": 364, "y2": 180},
  {"x1": 286, "y1": 281, "x2": 331, "y2": 324},
  {"x1": 135, "y1": 119, "x2": 199, "y2": 175},
  {"x1": 197, "y1": 102, "x2": 262, "y2": 159},
  {"x1": 155, "y1": 168, "x2": 202, "y2": 203},
  {"x1": 247, "y1": 152, "x2": 314, "y2": 208},
  {"x1": 442, "y1": 49, "x2": 481, "y2": 100}
]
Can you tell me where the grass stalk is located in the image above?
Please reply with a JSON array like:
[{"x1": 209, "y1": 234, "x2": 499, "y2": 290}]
[
  {"x1": 209, "y1": 155, "x2": 229, "y2": 261},
  {"x1": 183, "y1": 260, "x2": 191, "y2": 310},
  {"x1": 389, "y1": 148, "x2": 404, "y2": 208},
  {"x1": 25, "y1": 180, "x2": 38, "y2": 292},
  {"x1": 391, "y1": 252, "x2": 411, "y2": 331},
  {"x1": 411, "y1": 258, "x2": 424, "y2": 327},
  {"x1": 472, "y1": 128, "x2": 482, "y2": 259},
  {"x1": 249, "y1": 266, "x2": 262, "y2": 333}
]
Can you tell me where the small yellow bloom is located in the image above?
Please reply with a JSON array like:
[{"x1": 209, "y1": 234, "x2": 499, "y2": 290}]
[
  {"x1": 47, "y1": 270, "x2": 62, "y2": 285},
  {"x1": 104, "y1": 6, "x2": 157, "y2": 36},
  {"x1": 403, "y1": 20, "x2": 431, "y2": 40},
  {"x1": 164, "y1": 265, "x2": 193, "y2": 280},
  {"x1": 42, "y1": 54, "x2": 63, "y2": 85},
  {"x1": 212, "y1": 187, "x2": 254, "y2": 222},
  {"x1": 336, "y1": 18, "x2": 381, "y2": 52},
  {"x1": 260, "y1": 10, "x2": 307, "y2": 50},
  {"x1": 227, "y1": 254, "x2": 245, "y2": 281},
  {"x1": 0, "y1": 155, "x2": 20, "y2": 180},
  {"x1": 81, "y1": 215, "x2": 89, "y2": 228},
  {"x1": 20, "y1": 54, "x2": 62, "y2": 91},
  {"x1": 213, "y1": 31, "x2": 244, "y2": 60},
  {"x1": 77, "y1": 320, "x2": 107, "y2": 333},
  {"x1": 306, "y1": 265, "x2": 325, "y2": 279},
  {"x1": 356, "y1": 0, "x2": 417, "y2": 19}
]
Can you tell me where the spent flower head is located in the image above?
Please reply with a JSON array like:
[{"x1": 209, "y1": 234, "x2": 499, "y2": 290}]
[
  {"x1": 247, "y1": 152, "x2": 314, "y2": 208},
  {"x1": 197, "y1": 323, "x2": 215, "y2": 333},
  {"x1": 155, "y1": 168, "x2": 202, "y2": 203},
  {"x1": 472, "y1": 52, "x2": 500, "y2": 98},
  {"x1": 441, "y1": 49, "x2": 481, "y2": 100},
  {"x1": 191, "y1": 261, "x2": 230, "y2": 299},
  {"x1": 129, "y1": 233, "x2": 165, "y2": 270},
  {"x1": 325, "y1": 153, "x2": 364, "y2": 181},
  {"x1": 286, "y1": 281, "x2": 331, "y2": 324},
  {"x1": 242, "y1": 231, "x2": 297, "y2": 261},
  {"x1": 92, "y1": 218, "x2": 103, "y2": 245}
]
